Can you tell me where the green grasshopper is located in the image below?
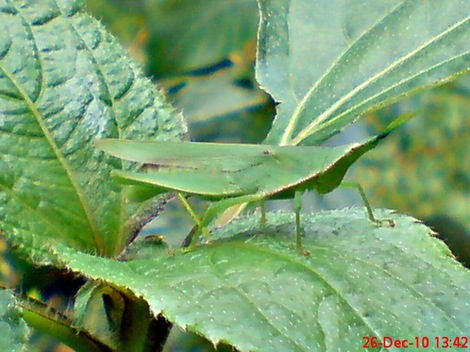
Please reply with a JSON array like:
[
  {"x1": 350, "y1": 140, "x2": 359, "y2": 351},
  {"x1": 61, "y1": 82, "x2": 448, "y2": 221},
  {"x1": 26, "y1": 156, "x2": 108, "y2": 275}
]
[{"x1": 96, "y1": 117, "x2": 406, "y2": 253}]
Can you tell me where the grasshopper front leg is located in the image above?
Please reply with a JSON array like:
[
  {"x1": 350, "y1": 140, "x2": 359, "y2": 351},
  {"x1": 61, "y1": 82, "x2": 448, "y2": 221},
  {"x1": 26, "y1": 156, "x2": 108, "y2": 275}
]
[
  {"x1": 184, "y1": 194, "x2": 264, "y2": 249},
  {"x1": 181, "y1": 192, "x2": 308, "y2": 254},
  {"x1": 177, "y1": 194, "x2": 211, "y2": 249},
  {"x1": 294, "y1": 190, "x2": 310, "y2": 256}
]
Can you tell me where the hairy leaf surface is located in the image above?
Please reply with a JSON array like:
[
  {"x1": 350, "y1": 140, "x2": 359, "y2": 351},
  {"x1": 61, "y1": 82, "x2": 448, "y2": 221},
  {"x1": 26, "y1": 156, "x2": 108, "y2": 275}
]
[
  {"x1": 257, "y1": 0, "x2": 470, "y2": 145},
  {"x1": 0, "y1": 0, "x2": 185, "y2": 256},
  {"x1": 0, "y1": 290, "x2": 29, "y2": 352},
  {"x1": 33, "y1": 209, "x2": 470, "y2": 351}
]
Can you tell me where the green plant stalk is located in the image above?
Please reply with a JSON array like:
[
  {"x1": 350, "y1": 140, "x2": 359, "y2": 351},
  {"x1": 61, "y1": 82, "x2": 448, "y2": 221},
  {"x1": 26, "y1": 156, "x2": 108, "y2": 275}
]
[{"x1": 19, "y1": 298, "x2": 106, "y2": 352}]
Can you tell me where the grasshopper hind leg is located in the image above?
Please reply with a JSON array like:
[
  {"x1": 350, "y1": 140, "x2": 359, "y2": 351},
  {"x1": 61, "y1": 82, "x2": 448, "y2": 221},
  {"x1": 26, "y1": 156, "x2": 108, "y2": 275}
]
[{"x1": 340, "y1": 182, "x2": 395, "y2": 227}]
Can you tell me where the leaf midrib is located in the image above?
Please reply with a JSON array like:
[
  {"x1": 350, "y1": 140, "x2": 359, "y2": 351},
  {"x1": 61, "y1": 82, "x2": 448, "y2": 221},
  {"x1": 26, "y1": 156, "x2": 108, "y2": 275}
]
[
  {"x1": 0, "y1": 14, "x2": 104, "y2": 252},
  {"x1": 282, "y1": 2, "x2": 470, "y2": 146},
  {"x1": 293, "y1": 14, "x2": 470, "y2": 145},
  {"x1": 280, "y1": 0, "x2": 405, "y2": 146}
]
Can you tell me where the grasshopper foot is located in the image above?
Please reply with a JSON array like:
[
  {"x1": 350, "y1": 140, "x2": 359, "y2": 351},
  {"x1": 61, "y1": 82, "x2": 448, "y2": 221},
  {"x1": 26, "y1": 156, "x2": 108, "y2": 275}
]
[
  {"x1": 372, "y1": 218, "x2": 395, "y2": 227},
  {"x1": 299, "y1": 248, "x2": 310, "y2": 256},
  {"x1": 181, "y1": 246, "x2": 197, "y2": 254}
]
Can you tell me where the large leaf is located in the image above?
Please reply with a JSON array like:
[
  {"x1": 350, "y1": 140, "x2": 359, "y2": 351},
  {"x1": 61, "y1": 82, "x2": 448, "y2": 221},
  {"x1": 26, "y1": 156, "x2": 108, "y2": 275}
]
[
  {"x1": 257, "y1": 0, "x2": 470, "y2": 145},
  {"x1": 0, "y1": 0, "x2": 185, "y2": 257},
  {"x1": 33, "y1": 209, "x2": 470, "y2": 351},
  {"x1": 0, "y1": 290, "x2": 29, "y2": 352}
]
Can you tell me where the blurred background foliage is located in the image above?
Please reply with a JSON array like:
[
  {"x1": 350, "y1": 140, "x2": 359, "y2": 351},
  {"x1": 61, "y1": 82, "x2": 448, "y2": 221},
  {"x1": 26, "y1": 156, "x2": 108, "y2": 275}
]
[
  {"x1": 1, "y1": 0, "x2": 469, "y2": 350},
  {"x1": 85, "y1": 0, "x2": 273, "y2": 144}
]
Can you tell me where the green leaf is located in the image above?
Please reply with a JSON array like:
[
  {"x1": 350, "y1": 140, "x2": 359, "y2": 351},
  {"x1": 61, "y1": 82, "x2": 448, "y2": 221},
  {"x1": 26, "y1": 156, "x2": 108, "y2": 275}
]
[
  {"x1": 39, "y1": 209, "x2": 470, "y2": 351},
  {"x1": 0, "y1": 290, "x2": 29, "y2": 352},
  {"x1": 257, "y1": 0, "x2": 470, "y2": 145},
  {"x1": 0, "y1": 0, "x2": 185, "y2": 257}
]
